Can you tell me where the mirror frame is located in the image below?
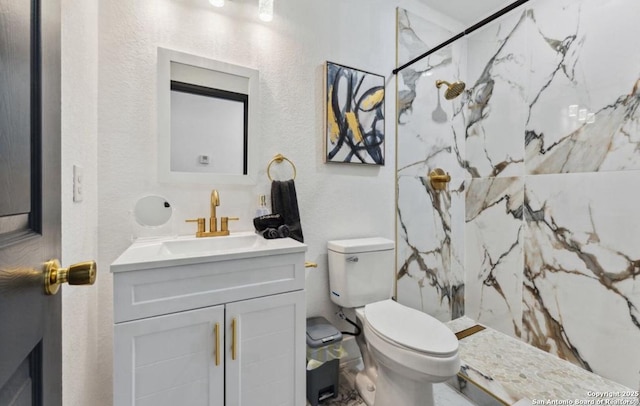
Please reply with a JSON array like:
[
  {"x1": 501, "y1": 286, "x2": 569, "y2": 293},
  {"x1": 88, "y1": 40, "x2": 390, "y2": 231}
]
[{"x1": 157, "y1": 47, "x2": 260, "y2": 185}]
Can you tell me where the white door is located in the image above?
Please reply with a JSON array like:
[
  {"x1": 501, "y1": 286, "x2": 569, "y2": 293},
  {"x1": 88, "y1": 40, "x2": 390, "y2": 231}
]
[
  {"x1": 113, "y1": 305, "x2": 225, "y2": 406},
  {"x1": 225, "y1": 291, "x2": 305, "y2": 406}
]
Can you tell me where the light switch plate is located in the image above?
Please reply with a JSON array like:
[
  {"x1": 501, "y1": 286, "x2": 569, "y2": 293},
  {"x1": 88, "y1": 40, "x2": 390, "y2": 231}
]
[{"x1": 73, "y1": 165, "x2": 83, "y2": 202}]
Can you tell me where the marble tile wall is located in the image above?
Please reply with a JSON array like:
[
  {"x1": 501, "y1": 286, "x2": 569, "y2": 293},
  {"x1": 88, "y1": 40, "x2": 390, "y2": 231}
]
[
  {"x1": 465, "y1": 177, "x2": 523, "y2": 338},
  {"x1": 396, "y1": 0, "x2": 640, "y2": 389},
  {"x1": 396, "y1": 9, "x2": 467, "y2": 322}
]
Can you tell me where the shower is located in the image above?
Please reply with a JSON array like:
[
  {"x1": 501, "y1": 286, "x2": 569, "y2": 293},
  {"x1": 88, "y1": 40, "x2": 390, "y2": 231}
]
[{"x1": 435, "y1": 79, "x2": 466, "y2": 100}]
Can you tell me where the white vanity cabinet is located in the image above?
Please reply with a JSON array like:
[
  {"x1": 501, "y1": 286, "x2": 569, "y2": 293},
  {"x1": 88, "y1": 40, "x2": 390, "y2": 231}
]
[
  {"x1": 111, "y1": 236, "x2": 307, "y2": 406},
  {"x1": 114, "y1": 305, "x2": 225, "y2": 406}
]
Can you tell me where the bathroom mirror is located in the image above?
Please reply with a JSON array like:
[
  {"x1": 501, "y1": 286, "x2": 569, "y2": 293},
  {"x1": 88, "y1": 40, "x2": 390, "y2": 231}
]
[
  {"x1": 157, "y1": 47, "x2": 259, "y2": 185},
  {"x1": 133, "y1": 195, "x2": 173, "y2": 227}
]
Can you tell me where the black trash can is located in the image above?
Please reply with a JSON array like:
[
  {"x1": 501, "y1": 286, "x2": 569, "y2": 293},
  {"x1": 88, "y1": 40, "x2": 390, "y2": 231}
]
[{"x1": 306, "y1": 317, "x2": 343, "y2": 406}]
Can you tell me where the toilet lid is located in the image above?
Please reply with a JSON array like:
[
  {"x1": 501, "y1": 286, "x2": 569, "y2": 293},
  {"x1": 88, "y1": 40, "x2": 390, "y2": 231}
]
[{"x1": 364, "y1": 300, "x2": 458, "y2": 356}]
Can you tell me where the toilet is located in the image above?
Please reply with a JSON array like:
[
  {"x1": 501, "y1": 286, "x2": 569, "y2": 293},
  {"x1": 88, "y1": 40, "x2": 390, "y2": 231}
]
[{"x1": 328, "y1": 237, "x2": 460, "y2": 406}]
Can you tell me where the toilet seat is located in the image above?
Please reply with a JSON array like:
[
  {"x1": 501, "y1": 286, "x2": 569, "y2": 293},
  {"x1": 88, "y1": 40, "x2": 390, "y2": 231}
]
[
  {"x1": 363, "y1": 316, "x2": 461, "y2": 383},
  {"x1": 364, "y1": 300, "x2": 458, "y2": 357}
]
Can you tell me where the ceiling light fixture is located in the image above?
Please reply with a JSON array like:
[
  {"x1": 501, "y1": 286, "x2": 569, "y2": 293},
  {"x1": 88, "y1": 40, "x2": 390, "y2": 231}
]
[
  {"x1": 258, "y1": 0, "x2": 274, "y2": 22},
  {"x1": 209, "y1": 0, "x2": 225, "y2": 7}
]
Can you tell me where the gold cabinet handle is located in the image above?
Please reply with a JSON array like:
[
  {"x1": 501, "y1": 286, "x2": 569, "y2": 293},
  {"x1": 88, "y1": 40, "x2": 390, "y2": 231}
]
[
  {"x1": 305, "y1": 262, "x2": 318, "y2": 268},
  {"x1": 214, "y1": 323, "x2": 221, "y2": 366},
  {"x1": 231, "y1": 318, "x2": 238, "y2": 361},
  {"x1": 44, "y1": 259, "x2": 96, "y2": 295}
]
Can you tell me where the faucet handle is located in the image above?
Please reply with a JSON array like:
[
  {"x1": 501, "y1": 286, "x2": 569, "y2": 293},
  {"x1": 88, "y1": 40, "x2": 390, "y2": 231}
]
[
  {"x1": 221, "y1": 217, "x2": 239, "y2": 232},
  {"x1": 185, "y1": 218, "x2": 206, "y2": 234}
]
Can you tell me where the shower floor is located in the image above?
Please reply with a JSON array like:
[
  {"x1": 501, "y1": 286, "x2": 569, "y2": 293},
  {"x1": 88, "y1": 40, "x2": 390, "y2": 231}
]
[{"x1": 445, "y1": 317, "x2": 638, "y2": 405}]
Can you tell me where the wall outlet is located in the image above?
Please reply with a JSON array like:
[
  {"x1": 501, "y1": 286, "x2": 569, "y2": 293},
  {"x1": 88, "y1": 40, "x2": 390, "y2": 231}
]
[{"x1": 73, "y1": 165, "x2": 83, "y2": 202}]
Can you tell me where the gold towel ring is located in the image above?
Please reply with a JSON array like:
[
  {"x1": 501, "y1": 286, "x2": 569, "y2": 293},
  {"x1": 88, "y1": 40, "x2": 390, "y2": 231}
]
[{"x1": 267, "y1": 154, "x2": 297, "y2": 181}]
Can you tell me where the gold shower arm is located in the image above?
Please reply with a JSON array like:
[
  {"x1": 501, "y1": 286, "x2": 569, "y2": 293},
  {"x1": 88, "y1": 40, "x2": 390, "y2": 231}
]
[{"x1": 435, "y1": 80, "x2": 451, "y2": 89}]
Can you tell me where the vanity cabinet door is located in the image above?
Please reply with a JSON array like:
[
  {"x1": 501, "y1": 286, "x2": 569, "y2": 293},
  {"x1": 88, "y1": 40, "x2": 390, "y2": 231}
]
[
  {"x1": 113, "y1": 305, "x2": 225, "y2": 406},
  {"x1": 225, "y1": 290, "x2": 305, "y2": 406}
]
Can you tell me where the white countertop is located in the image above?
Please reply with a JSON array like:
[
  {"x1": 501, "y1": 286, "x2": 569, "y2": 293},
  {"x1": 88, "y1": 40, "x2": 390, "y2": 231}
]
[{"x1": 110, "y1": 232, "x2": 307, "y2": 272}]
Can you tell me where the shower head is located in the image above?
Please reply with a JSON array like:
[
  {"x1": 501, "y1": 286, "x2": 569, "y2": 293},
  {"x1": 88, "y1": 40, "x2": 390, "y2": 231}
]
[{"x1": 435, "y1": 80, "x2": 466, "y2": 100}]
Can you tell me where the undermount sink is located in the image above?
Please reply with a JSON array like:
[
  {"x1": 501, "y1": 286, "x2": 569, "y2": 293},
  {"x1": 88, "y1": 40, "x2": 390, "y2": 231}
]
[
  {"x1": 161, "y1": 232, "x2": 261, "y2": 255},
  {"x1": 110, "y1": 231, "x2": 307, "y2": 272}
]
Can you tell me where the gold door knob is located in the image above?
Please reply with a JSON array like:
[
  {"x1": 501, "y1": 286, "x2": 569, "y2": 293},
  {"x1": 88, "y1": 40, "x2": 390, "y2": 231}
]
[{"x1": 44, "y1": 259, "x2": 97, "y2": 295}]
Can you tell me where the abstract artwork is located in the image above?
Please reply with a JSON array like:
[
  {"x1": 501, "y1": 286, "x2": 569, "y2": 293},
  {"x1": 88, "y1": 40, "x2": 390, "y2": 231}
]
[{"x1": 325, "y1": 61, "x2": 385, "y2": 165}]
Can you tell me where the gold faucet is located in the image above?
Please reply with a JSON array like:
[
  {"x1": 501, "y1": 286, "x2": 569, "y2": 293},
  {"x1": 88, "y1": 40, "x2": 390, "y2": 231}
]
[
  {"x1": 186, "y1": 189, "x2": 239, "y2": 237},
  {"x1": 210, "y1": 189, "x2": 220, "y2": 233}
]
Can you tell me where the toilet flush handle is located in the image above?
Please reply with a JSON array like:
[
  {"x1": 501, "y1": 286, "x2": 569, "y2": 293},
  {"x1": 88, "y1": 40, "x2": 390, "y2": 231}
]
[{"x1": 347, "y1": 256, "x2": 359, "y2": 263}]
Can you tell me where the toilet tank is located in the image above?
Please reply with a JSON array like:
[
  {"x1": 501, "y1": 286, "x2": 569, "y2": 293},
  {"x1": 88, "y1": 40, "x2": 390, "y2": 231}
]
[{"x1": 327, "y1": 237, "x2": 395, "y2": 308}]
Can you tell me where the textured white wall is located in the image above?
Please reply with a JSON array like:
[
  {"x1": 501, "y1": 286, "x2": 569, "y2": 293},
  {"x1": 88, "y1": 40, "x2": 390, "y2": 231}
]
[
  {"x1": 61, "y1": 0, "x2": 100, "y2": 404},
  {"x1": 96, "y1": 1, "x2": 397, "y2": 402},
  {"x1": 55, "y1": 0, "x2": 472, "y2": 403}
]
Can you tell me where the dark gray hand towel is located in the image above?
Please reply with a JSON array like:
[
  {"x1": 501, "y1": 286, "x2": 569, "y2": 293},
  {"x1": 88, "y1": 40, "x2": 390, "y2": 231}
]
[{"x1": 271, "y1": 179, "x2": 304, "y2": 243}]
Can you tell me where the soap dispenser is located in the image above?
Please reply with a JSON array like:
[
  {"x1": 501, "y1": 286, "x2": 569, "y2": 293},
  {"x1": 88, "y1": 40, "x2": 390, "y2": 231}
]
[{"x1": 254, "y1": 195, "x2": 271, "y2": 217}]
